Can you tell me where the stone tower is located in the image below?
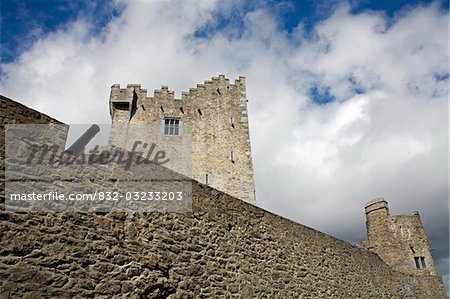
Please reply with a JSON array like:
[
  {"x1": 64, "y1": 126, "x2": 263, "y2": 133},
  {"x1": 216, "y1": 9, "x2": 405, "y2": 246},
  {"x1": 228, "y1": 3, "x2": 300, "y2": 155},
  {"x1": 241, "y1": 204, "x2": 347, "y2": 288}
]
[
  {"x1": 108, "y1": 75, "x2": 256, "y2": 204},
  {"x1": 364, "y1": 198, "x2": 437, "y2": 275}
]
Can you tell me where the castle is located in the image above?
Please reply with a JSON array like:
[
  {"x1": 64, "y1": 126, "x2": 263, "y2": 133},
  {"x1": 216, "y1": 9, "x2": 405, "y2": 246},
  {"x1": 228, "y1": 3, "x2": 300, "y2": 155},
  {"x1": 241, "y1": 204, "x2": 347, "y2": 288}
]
[
  {"x1": 109, "y1": 75, "x2": 255, "y2": 203},
  {"x1": 0, "y1": 75, "x2": 447, "y2": 297}
]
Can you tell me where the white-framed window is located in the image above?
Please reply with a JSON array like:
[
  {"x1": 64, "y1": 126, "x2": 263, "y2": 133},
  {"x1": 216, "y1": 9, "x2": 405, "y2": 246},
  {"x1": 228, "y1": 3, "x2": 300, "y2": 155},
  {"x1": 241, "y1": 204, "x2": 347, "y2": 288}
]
[{"x1": 164, "y1": 118, "x2": 180, "y2": 135}]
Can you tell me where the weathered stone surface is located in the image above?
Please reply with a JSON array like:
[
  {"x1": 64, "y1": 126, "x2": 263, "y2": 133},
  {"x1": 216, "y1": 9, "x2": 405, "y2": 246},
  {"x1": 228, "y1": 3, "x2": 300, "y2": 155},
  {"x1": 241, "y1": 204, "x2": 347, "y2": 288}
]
[{"x1": 0, "y1": 183, "x2": 447, "y2": 298}]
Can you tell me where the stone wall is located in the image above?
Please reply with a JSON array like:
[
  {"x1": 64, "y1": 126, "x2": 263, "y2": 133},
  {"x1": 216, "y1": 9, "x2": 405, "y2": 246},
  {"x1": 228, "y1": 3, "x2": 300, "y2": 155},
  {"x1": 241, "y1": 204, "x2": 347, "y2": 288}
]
[
  {"x1": 0, "y1": 95, "x2": 447, "y2": 298},
  {"x1": 0, "y1": 95, "x2": 62, "y2": 126},
  {"x1": 0, "y1": 95, "x2": 63, "y2": 206},
  {"x1": 0, "y1": 183, "x2": 447, "y2": 298},
  {"x1": 109, "y1": 76, "x2": 255, "y2": 203}
]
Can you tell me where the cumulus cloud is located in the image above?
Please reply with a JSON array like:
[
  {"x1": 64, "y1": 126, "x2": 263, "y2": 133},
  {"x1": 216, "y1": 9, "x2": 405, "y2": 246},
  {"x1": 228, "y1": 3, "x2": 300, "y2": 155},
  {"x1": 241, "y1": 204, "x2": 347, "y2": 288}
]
[{"x1": 1, "y1": 0, "x2": 448, "y2": 289}]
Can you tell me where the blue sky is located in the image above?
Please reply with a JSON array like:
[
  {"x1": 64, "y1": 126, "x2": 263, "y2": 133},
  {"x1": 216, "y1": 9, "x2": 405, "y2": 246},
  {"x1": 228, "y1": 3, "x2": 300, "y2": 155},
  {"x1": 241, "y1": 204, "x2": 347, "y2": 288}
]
[
  {"x1": 2, "y1": 0, "x2": 448, "y2": 64},
  {"x1": 1, "y1": 0, "x2": 120, "y2": 64},
  {"x1": 1, "y1": 0, "x2": 449, "y2": 293},
  {"x1": 1, "y1": 0, "x2": 448, "y2": 105}
]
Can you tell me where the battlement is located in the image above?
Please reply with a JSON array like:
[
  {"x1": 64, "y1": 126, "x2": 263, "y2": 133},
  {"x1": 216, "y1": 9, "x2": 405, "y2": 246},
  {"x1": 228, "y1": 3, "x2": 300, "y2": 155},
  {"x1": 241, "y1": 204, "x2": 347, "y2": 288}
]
[
  {"x1": 153, "y1": 85, "x2": 175, "y2": 100},
  {"x1": 180, "y1": 75, "x2": 245, "y2": 99},
  {"x1": 110, "y1": 75, "x2": 246, "y2": 102}
]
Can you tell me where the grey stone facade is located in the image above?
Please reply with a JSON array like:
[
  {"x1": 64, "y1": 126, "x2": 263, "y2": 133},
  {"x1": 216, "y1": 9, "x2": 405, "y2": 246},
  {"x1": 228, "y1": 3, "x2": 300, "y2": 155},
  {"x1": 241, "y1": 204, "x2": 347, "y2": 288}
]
[{"x1": 109, "y1": 75, "x2": 255, "y2": 204}]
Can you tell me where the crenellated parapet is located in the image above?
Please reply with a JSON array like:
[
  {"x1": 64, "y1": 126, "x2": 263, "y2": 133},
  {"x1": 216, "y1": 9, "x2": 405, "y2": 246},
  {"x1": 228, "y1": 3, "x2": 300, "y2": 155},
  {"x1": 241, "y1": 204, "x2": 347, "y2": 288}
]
[
  {"x1": 109, "y1": 75, "x2": 248, "y2": 127},
  {"x1": 110, "y1": 75, "x2": 246, "y2": 106},
  {"x1": 110, "y1": 84, "x2": 148, "y2": 101}
]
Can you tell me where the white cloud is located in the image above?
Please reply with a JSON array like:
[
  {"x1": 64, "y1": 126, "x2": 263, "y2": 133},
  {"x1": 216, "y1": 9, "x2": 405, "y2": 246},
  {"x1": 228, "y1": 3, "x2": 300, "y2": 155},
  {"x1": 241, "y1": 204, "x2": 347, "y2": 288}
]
[{"x1": 1, "y1": 0, "x2": 448, "y2": 286}]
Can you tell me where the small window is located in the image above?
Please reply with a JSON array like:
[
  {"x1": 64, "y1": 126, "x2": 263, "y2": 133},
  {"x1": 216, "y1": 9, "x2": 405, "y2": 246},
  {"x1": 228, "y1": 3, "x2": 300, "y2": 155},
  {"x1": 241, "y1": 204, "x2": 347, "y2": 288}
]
[
  {"x1": 204, "y1": 173, "x2": 213, "y2": 185},
  {"x1": 230, "y1": 117, "x2": 235, "y2": 128},
  {"x1": 230, "y1": 151, "x2": 236, "y2": 163},
  {"x1": 414, "y1": 257, "x2": 420, "y2": 269},
  {"x1": 164, "y1": 118, "x2": 180, "y2": 135},
  {"x1": 414, "y1": 256, "x2": 426, "y2": 269},
  {"x1": 420, "y1": 257, "x2": 426, "y2": 268}
]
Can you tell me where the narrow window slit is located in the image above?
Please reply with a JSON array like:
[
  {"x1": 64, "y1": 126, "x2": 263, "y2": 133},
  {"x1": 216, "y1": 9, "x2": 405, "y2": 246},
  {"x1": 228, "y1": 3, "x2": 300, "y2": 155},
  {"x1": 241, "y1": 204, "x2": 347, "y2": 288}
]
[
  {"x1": 230, "y1": 151, "x2": 235, "y2": 163},
  {"x1": 420, "y1": 257, "x2": 426, "y2": 268},
  {"x1": 414, "y1": 257, "x2": 420, "y2": 269}
]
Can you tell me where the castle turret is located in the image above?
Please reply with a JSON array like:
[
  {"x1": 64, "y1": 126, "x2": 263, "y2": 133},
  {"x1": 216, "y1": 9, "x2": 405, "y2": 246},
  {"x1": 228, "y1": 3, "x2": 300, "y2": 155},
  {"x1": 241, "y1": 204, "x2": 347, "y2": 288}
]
[
  {"x1": 364, "y1": 198, "x2": 437, "y2": 275},
  {"x1": 365, "y1": 198, "x2": 391, "y2": 250}
]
